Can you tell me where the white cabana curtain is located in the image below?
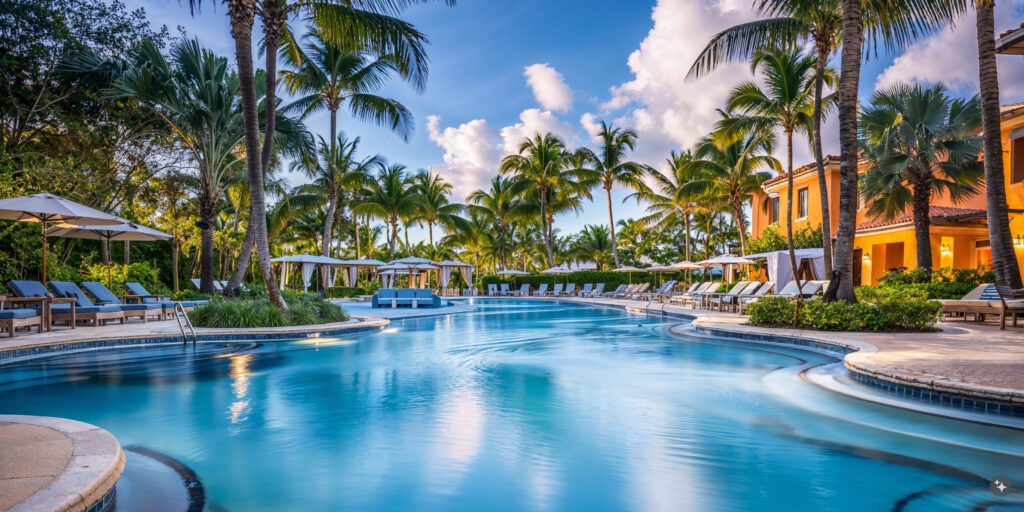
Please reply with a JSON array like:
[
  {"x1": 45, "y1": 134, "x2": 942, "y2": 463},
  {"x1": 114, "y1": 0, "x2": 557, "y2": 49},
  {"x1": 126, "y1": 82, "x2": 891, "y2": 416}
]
[
  {"x1": 763, "y1": 249, "x2": 825, "y2": 291},
  {"x1": 301, "y1": 262, "x2": 316, "y2": 291},
  {"x1": 460, "y1": 267, "x2": 472, "y2": 290},
  {"x1": 279, "y1": 262, "x2": 288, "y2": 290},
  {"x1": 441, "y1": 267, "x2": 451, "y2": 289}
]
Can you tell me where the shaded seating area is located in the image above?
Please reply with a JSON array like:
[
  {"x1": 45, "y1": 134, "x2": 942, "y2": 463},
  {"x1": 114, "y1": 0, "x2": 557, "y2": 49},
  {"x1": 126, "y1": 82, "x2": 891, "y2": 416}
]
[
  {"x1": 371, "y1": 288, "x2": 442, "y2": 309},
  {"x1": 48, "y1": 281, "x2": 128, "y2": 326},
  {"x1": 125, "y1": 281, "x2": 208, "y2": 313},
  {"x1": 80, "y1": 282, "x2": 165, "y2": 321}
]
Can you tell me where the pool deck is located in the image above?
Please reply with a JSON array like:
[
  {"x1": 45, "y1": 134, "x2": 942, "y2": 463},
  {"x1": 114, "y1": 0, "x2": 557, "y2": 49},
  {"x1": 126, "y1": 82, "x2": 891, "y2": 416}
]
[{"x1": 0, "y1": 415, "x2": 123, "y2": 512}]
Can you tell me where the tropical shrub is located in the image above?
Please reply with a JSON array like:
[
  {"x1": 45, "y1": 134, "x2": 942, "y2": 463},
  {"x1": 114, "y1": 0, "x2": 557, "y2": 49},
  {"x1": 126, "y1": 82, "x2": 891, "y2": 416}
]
[
  {"x1": 745, "y1": 296, "x2": 795, "y2": 327},
  {"x1": 189, "y1": 292, "x2": 346, "y2": 328},
  {"x1": 171, "y1": 289, "x2": 214, "y2": 302},
  {"x1": 746, "y1": 224, "x2": 823, "y2": 254},
  {"x1": 748, "y1": 288, "x2": 941, "y2": 332},
  {"x1": 84, "y1": 262, "x2": 167, "y2": 294}
]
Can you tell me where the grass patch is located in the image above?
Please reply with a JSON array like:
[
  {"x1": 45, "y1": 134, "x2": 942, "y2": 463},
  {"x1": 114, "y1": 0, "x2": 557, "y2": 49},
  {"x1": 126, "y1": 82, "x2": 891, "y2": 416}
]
[{"x1": 189, "y1": 291, "x2": 347, "y2": 328}]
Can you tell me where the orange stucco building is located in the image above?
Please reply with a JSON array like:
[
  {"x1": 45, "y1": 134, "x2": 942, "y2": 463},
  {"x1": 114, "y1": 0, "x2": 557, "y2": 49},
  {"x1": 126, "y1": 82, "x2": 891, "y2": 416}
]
[{"x1": 750, "y1": 104, "x2": 1024, "y2": 286}]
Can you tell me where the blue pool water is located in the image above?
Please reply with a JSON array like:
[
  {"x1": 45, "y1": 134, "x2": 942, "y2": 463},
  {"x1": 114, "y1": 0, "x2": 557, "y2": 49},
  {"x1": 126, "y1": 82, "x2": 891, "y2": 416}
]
[{"x1": 1, "y1": 300, "x2": 1021, "y2": 511}]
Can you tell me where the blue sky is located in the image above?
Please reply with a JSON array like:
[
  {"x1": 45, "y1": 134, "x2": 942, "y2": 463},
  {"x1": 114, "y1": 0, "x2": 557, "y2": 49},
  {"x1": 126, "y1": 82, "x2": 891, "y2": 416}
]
[{"x1": 127, "y1": 0, "x2": 1024, "y2": 244}]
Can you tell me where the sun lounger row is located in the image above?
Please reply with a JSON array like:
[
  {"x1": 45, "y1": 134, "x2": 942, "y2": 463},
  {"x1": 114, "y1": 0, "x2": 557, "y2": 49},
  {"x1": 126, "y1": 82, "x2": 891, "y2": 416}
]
[
  {"x1": 483, "y1": 283, "x2": 609, "y2": 297},
  {"x1": 372, "y1": 288, "x2": 442, "y2": 308},
  {"x1": 937, "y1": 283, "x2": 1024, "y2": 329},
  {"x1": 1, "y1": 280, "x2": 206, "y2": 337}
]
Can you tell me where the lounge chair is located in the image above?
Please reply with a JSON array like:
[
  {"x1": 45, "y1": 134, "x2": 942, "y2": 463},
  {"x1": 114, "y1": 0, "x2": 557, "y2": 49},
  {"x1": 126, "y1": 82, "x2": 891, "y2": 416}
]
[
  {"x1": 0, "y1": 295, "x2": 43, "y2": 337},
  {"x1": 703, "y1": 281, "x2": 749, "y2": 311},
  {"x1": 937, "y1": 284, "x2": 1001, "y2": 322},
  {"x1": 47, "y1": 281, "x2": 126, "y2": 327},
  {"x1": 585, "y1": 283, "x2": 606, "y2": 297},
  {"x1": 651, "y1": 281, "x2": 679, "y2": 302},
  {"x1": 607, "y1": 283, "x2": 631, "y2": 298},
  {"x1": 688, "y1": 282, "x2": 723, "y2": 309},
  {"x1": 634, "y1": 281, "x2": 671, "y2": 301},
  {"x1": 626, "y1": 283, "x2": 652, "y2": 300},
  {"x1": 666, "y1": 282, "x2": 701, "y2": 305},
  {"x1": 190, "y1": 278, "x2": 224, "y2": 292},
  {"x1": 995, "y1": 285, "x2": 1024, "y2": 329},
  {"x1": 562, "y1": 283, "x2": 576, "y2": 296},
  {"x1": 549, "y1": 283, "x2": 564, "y2": 296},
  {"x1": 499, "y1": 283, "x2": 511, "y2": 296},
  {"x1": 487, "y1": 284, "x2": 498, "y2": 296},
  {"x1": 534, "y1": 283, "x2": 549, "y2": 296},
  {"x1": 615, "y1": 283, "x2": 642, "y2": 299},
  {"x1": 709, "y1": 281, "x2": 761, "y2": 312},
  {"x1": 80, "y1": 282, "x2": 164, "y2": 322},
  {"x1": 579, "y1": 283, "x2": 593, "y2": 297},
  {"x1": 738, "y1": 282, "x2": 775, "y2": 314},
  {"x1": 124, "y1": 281, "x2": 207, "y2": 313},
  {"x1": 511, "y1": 284, "x2": 530, "y2": 297}
]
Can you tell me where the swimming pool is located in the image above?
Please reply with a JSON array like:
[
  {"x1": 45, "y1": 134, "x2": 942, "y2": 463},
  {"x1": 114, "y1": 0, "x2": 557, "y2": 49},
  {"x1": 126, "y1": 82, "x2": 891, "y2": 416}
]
[{"x1": 1, "y1": 300, "x2": 1021, "y2": 511}]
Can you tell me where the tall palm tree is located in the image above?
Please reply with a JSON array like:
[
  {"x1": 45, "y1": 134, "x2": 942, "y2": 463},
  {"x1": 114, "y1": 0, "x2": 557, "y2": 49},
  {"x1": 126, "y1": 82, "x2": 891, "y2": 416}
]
[
  {"x1": 500, "y1": 133, "x2": 579, "y2": 265},
  {"x1": 353, "y1": 162, "x2": 420, "y2": 257},
  {"x1": 293, "y1": 132, "x2": 380, "y2": 286},
  {"x1": 635, "y1": 150, "x2": 705, "y2": 262},
  {"x1": 574, "y1": 121, "x2": 650, "y2": 267},
  {"x1": 859, "y1": 83, "x2": 984, "y2": 273},
  {"x1": 690, "y1": 0, "x2": 966, "y2": 302},
  {"x1": 411, "y1": 170, "x2": 466, "y2": 247},
  {"x1": 684, "y1": 124, "x2": 780, "y2": 256},
  {"x1": 281, "y1": 29, "x2": 416, "y2": 148},
  {"x1": 572, "y1": 225, "x2": 614, "y2": 270},
  {"x1": 468, "y1": 176, "x2": 530, "y2": 268},
  {"x1": 721, "y1": 49, "x2": 823, "y2": 286},
  {"x1": 975, "y1": 0, "x2": 1023, "y2": 288}
]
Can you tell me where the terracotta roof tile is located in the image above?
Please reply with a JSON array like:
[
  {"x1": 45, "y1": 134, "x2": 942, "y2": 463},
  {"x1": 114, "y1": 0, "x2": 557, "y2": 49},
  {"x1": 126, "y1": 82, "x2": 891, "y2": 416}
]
[
  {"x1": 762, "y1": 155, "x2": 841, "y2": 186},
  {"x1": 998, "y1": 23, "x2": 1024, "y2": 39},
  {"x1": 856, "y1": 206, "x2": 987, "y2": 231}
]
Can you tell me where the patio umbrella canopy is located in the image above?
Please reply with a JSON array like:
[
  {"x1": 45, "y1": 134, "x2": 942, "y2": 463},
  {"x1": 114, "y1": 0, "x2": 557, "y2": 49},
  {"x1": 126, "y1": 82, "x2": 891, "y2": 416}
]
[
  {"x1": 0, "y1": 193, "x2": 125, "y2": 282},
  {"x1": 697, "y1": 255, "x2": 756, "y2": 283},
  {"x1": 47, "y1": 222, "x2": 173, "y2": 285},
  {"x1": 613, "y1": 265, "x2": 646, "y2": 284}
]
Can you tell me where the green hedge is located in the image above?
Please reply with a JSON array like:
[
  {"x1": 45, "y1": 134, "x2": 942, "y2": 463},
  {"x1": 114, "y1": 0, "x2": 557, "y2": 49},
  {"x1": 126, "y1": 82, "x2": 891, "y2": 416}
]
[
  {"x1": 326, "y1": 286, "x2": 367, "y2": 298},
  {"x1": 858, "y1": 282, "x2": 976, "y2": 300},
  {"x1": 747, "y1": 287, "x2": 941, "y2": 332},
  {"x1": 189, "y1": 292, "x2": 346, "y2": 328}
]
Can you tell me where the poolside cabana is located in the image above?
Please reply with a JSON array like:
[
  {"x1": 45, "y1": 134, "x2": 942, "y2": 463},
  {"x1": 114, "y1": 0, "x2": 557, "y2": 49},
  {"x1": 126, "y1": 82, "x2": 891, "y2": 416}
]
[
  {"x1": 438, "y1": 260, "x2": 474, "y2": 296},
  {"x1": 272, "y1": 254, "x2": 346, "y2": 292},
  {"x1": 745, "y1": 249, "x2": 825, "y2": 291},
  {"x1": 697, "y1": 255, "x2": 756, "y2": 283},
  {"x1": 335, "y1": 259, "x2": 386, "y2": 288}
]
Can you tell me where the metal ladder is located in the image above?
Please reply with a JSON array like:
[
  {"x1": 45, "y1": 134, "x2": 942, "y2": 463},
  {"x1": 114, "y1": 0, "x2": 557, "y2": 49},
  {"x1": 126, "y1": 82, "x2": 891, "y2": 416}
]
[{"x1": 174, "y1": 303, "x2": 197, "y2": 345}]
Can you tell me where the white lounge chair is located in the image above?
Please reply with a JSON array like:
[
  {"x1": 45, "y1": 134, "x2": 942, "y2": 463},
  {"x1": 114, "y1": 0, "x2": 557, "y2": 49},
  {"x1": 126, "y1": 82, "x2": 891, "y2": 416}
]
[{"x1": 534, "y1": 283, "x2": 549, "y2": 296}]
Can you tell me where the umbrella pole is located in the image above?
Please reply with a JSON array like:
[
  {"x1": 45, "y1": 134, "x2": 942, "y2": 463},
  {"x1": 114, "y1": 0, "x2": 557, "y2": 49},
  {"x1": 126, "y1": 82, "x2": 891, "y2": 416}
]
[{"x1": 41, "y1": 220, "x2": 48, "y2": 284}]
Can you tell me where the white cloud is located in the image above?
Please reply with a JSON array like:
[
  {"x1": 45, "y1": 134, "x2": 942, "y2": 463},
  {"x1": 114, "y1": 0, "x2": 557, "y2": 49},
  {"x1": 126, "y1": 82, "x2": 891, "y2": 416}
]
[
  {"x1": 875, "y1": 1, "x2": 1024, "y2": 99},
  {"x1": 523, "y1": 63, "x2": 574, "y2": 112},
  {"x1": 425, "y1": 115, "x2": 503, "y2": 201},
  {"x1": 499, "y1": 108, "x2": 579, "y2": 154},
  {"x1": 580, "y1": 112, "x2": 603, "y2": 142}
]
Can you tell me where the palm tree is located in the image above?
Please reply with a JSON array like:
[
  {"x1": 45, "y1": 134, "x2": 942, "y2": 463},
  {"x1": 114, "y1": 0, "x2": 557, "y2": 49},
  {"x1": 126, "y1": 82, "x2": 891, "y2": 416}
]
[
  {"x1": 859, "y1": 83, "x2": 984, "y2": 274},
  {"x1": 296, "y1": 134, "x2": 379, "y2": 256},
  {"x1": 411, "y1": 170, "x2": 466, "y2": 247},
  {"x1": 574, "y1": 121, "x2": 650, "y2": 267},
  {"x1": 572, "y1": 225, "x2": 614, "y2": 270},
  {"x1": 635, "y1": 150, "x2": 705, "y2": 262},
  {"x1": 721, "y1": 49, "x2": 822, "y2": 289},
  {"x1": 684, "y1": 123, "x2": 780, "y2": 256},
  {"x1": 975, "y1": 0, "x2": 1024, "y2": 288},
  {"x1": 353, "y1": 162, "x2": 420, "y2": 257},
  {"x1": 690, "y1": 0, "x2": 966, "y2": 302},
  {"x1": 468, "y1": 176, "x2": 531, "y2": 269},
  {"x1": 281, "y1": 29, "x2": 416, "y2": 148},
  {"x1": 500, "y1": 133, "x2": 578, "y2": 265}
]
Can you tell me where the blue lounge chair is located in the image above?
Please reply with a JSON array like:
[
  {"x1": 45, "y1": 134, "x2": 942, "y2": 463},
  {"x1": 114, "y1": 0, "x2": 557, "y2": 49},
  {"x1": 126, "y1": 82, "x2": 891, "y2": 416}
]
[
  {"x1": 0, "y1": 295, "x2": 43, "y2": 337},
  {"x1": 124, "y1": 282, "x2": 206, "y2": 313},
  {"x1": 46, "y1": 281, "x2": 126, "y2": 327},
  {"x1": 372, "y1": 288, "x2": 397, "y2": 308},
  {"x1": 499, "y1": 284, "x2": 510, "y2": 296},
  {"x1": 80, "y1": 282, "x2": 165, "y2": 322},
  {"x1": 534, "y1": 283, "x2": 548, "y2": 296}
]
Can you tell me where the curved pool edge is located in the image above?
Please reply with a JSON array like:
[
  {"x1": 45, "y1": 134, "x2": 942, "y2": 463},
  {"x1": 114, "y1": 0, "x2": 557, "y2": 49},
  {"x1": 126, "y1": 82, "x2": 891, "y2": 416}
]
[
  {"x1": 1, "y1": 415, "x2": 124, "y2": 512},
  {"x1": 0, "y1": 317, "x2": 390, "y2": 365}
]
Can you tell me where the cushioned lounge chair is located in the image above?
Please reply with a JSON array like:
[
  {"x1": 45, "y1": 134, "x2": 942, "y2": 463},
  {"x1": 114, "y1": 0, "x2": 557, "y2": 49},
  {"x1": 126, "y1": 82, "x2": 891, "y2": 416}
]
[
  {"x1": 584, "y1": 283, "x2": 606, "y2": 297},
  {"x1": 80, "y1": 282, "x2": 165, "y2": 322},
  {"x1": 579, "y1": 283, "x2": 593, "y2": 296},
  {"x1": 549, "y1": 283, "x2": 563, "y2": 296},
  {"x1": 8, "y1": 280, "x2": 77, "y2": 330},
  {"x1": 709, "y1": 281, "x2": 761, "y2": 312},
  {"x1": 47, "y1": 281, "x2": 126, "y2": 327},
  {"x1": 562, "y1": 283, "x2": 576, "y2": 296},
  {"x1": 487, "y1": 284, "x2": 498, "y2": 296},
  {"x1": 936, "y1": 284, "x2": 1000, "y2": 322},
  {"x1": 685, "y1": 282, "x2": 722, "y2": 308},
  {"x1": 995, "y1": 285, "x2": 1024, "y2": 329},
  {"x1": 534, "y1": 283, "x2": 548, "y2": 296},
  {"x1": 190, "y1": 278, "x2": 224, "y2": 292},
  {"x1": 125, "y1": 281, "x2": 207, "y2": 312},
  {"x1": 499, "y1": 284, "x2": 511, "y2": 296},
  {"x1": 610, "y1": 283, "x2": 638, "y2": 299},
  {"x1": 0, "y1": 295, "x2": 43, "y2": 337},
  {"x1": 625, "y1": 283, "x2": 652, "y2": 300},
  {"x1": 511, "y1": 284, "x2": 530, "y2": 296}
]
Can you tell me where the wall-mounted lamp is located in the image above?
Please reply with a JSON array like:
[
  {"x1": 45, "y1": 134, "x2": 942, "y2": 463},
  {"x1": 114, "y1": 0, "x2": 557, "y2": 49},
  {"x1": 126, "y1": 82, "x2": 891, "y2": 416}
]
[
  {"x1": 940, "y1": 243, "x2": 952, "y2": 256},
  {"x1": 863, "y1": 252, "x2": 871, "y2": 263},
  {"x1": 1015, "y1": 234, "x2": 1024, "y2": 249}
]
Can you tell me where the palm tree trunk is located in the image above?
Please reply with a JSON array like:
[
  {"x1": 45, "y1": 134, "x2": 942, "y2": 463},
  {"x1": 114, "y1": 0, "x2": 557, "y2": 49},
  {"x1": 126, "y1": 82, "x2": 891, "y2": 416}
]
[
  {"x1": 539, "y1": 189, "x2": 554, "y2": 265},
  {"x1": 499, "y1": 222, "x2": 507, "y2": 268},
  {"x1": 389, "y1": 217, "x2": 397, "y2": 256},
  {"x1": 733, "y1": 197, "x2": 748, "y2": 255},
  {"x1": 684, "y1": 212, "x2": 691, "y2": 261},
  {"x1": 605, "y1": 186, "x2": 620, "y2": 267},
  {"x1": 354, "y1": 216, "x2": 361, "y2": 259},
  {"x1": 828, "y1": 0, "x2": 864, "y2": 303},
  {"x1": 912, "y1": 181, "x2": 933, "y2": 273},
  {"x1": 199, "y1": 195, "x2": 217, "y2": 294},
  {"x1": 785, "y1": 129, "x2": 802, "y2": 325},
  {"x1": 813, "y1": 42, "x2": 833, "y2": 277},
  {"x1": 330, "y1": 106, "x2": 338, "y2": 153},
  {"x1": 320, "y1": 195, "x2": 337, "y2": 288},
  {"x1": 977, "y1": 0, "x2": 1024, "y2": 288},
  {"x1": 226, "y1": 220, "x2": 255, "y2": 295},
  {"x1": 428, "y1": 221, "x2": 434, "y2": 246}
]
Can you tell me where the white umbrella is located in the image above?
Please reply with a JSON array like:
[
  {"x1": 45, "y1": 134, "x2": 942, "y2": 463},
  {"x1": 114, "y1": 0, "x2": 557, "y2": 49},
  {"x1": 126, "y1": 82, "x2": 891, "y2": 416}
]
[
  {"x1": 0, "y1": 193, "x2": 125, "y2": 282},
  {"x1": 671, "y1": 261, "x2": 704, "y2": 270},
  {"x1": 697, "y1": 255, "x2": 755, "y2": 283},
  {"x1": 497, "y1": 269, "x2": 529, "y2": 275},
  {"x1": 541, "y1": 265, "x2": 570, "y2": 274},
  {"x1": 47, "y1": 222, "x2": 173, "y2": 286},
  {"x1": 613, "y1": 265, "x2": 646, "y2": 284},
  {"x1": 647, "y1": 265, "x2": 676, "y2": 287},
  {"x1": 392, "y1": 256, "x2": 435, "y2": 265}
]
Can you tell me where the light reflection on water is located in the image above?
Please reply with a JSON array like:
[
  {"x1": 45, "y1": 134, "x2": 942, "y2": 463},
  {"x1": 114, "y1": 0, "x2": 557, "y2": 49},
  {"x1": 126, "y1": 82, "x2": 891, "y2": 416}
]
[{"x1": 0, "y1": 300, "x2": 1021, "y2": 512}]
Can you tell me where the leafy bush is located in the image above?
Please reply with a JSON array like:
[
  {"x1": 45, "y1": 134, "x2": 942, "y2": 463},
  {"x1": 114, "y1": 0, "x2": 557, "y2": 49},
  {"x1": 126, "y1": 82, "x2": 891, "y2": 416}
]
[
  {"x1": 746, "y1": 296, "x2": 796, "y2": 327},
  {"x1": 84, "y1": 262, "x2": 167, "y2": 294},
  {"x1": 878, "y1": 266, "x2": 992, "y2": 286},
  {"x1": 326, "y1": 286, "x2": 366, "y2": 298},
  {"x1": 858, "y1": 282, "x2": 977, "y2": 300},
  {"x1": 189, "y1": 292, "x2": 346, "y2": 328},
  {"x1": 748, "y1": 288, "x2": 941, "y2": 332},
  {"x1": 171, "y1": 289, "x2": 214, "y2": 302},
  {"x1": 746, "y1": 224, "x2": 823, "y2": 254}
]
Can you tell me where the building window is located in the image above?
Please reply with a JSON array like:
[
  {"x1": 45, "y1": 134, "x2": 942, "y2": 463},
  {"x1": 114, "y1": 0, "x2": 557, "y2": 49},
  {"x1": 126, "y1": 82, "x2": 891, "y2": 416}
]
[
  {"x1": 1012, "y1": 136, "x2": 1024, "y2": 185},
  {"x1": 770, "y1": 197, "x2": 779, "y2": 224},
  {"x1": 797, "y1": 188, "x2": 808, "y2": 219}
]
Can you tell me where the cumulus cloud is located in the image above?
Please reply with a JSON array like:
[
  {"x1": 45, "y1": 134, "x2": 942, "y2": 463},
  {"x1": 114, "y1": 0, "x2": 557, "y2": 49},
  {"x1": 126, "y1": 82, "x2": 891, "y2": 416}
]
[
  {"x1": 425, "y1": 115, "x2": 503, "y2": 201},
  {"x1": 875, "y1": 1, "x2": 1024, "y2": 99},
  {"x1": 523, "y1": 63, "x2": 574, "y2": 112},
  {"x1": 499, "y1": 108, "x2": 579, "y2": 154},
  {"x1": 580, "y1": 112, "x2": 603, "y2": 142}
]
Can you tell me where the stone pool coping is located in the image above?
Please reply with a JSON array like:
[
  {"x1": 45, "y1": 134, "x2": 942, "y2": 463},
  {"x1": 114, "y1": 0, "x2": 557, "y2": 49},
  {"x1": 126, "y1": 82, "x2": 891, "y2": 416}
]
[
  {"x1": 0, "y1": 317, "x2": 390, "y2": 364},
  {"x1": 0, "y1": 415, "x2": 124, "y2": 512},
  {"x1": 490, "y1": 296, "x2": 1024, "y2": 415}
]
